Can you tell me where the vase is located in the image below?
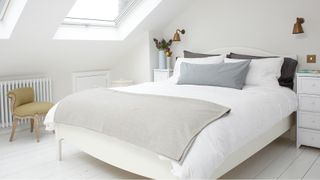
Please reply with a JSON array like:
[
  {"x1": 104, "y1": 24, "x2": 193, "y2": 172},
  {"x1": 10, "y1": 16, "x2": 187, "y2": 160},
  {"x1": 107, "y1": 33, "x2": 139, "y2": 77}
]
[
  {"x1": 166, "y1": 57, "x2": 173, "y2": 70},
  {"x1": 158, "y1": 50, "x2": 166, "y2": 69}
]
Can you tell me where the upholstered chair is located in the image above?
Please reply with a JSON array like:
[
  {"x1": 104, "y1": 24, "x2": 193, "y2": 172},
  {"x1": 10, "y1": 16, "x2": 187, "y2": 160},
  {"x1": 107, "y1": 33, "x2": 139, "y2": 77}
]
[{"x1": 8, "y1": 88, "x2": 54, "y2": 142}]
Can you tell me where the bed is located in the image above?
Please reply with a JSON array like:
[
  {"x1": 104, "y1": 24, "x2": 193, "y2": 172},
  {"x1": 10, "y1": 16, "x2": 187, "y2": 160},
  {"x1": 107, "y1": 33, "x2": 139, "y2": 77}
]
[{"x1": 46, "y1": 47, "x2": 298, "y2": 179}]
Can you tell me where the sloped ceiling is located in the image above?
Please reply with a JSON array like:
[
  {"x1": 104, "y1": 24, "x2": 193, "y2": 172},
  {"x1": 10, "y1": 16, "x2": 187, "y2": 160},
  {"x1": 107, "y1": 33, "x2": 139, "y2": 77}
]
[{"x1": 0, "y1": 0, "x2": 189, "y2": 100}]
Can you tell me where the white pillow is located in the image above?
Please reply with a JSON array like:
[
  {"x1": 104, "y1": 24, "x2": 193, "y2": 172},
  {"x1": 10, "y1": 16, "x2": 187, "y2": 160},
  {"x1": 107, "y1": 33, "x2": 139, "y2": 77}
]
[
  {"x1": 224, "y1": 57, "x2": 284, "y2": 87},
  {"x1": 171, "y1": 55, "x2": 224, "y2": 83}
]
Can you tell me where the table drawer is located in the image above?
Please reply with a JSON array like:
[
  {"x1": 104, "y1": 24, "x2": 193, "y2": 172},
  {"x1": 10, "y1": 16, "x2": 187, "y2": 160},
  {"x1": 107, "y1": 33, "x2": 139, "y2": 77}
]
[
  {"x1": 298, "y1": 77, "x2": 320, "y2": 95},
  {"x1": 299, "y1": 112, "x2": 320, "y2": 130},
  {"x1": 299, "y1": 95, "x2": 320, "y2": 112},
  {"x1": 298, "y1": 129, "x2": 320, "y2": 148}
]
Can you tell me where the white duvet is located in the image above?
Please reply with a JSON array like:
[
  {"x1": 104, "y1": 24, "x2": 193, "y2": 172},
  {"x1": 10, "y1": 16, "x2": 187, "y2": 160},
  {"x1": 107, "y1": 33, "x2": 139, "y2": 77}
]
[{"x1": 44, "y1": 81, "x2": 297, "y2": 179}]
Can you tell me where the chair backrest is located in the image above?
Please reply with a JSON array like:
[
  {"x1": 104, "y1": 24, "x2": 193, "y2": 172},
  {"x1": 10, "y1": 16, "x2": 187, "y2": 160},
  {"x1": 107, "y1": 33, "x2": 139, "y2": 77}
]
[{"x1": 8, "y1": 88, "x2": 34, "y2": 110}]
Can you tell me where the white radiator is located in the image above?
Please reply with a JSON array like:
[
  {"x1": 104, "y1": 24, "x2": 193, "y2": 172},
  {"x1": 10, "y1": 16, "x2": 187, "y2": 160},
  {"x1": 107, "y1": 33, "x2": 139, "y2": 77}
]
[{"x1": 0, "y1": 78, "x2": 52, "y2": 128}]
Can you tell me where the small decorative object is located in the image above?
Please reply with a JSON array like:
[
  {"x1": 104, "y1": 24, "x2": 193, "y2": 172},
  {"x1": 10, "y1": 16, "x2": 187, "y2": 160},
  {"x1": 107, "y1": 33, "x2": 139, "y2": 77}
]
[
  {"x1": 293, "y1": 17, "x2": 304, "y2": 34},
  {"x1": 153, "y1": 38, "x2": 173, "y2": 69},
  {"x1": 166, "y1": 51, "x2": 174, "y2": 70},
  {"x1": 173, "y1": 29, "x2": 186, "y2": 42}
]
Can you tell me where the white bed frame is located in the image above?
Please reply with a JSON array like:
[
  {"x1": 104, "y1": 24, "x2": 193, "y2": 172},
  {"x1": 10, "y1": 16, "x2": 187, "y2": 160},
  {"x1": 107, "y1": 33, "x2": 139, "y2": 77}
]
[{"x1": 55, "y1": 47, "x2": 297, "y2": 179}]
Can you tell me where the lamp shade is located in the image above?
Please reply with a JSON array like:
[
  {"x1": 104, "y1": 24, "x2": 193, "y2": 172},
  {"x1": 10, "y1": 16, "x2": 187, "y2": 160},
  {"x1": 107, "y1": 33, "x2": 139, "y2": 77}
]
[
  {"x1": 172, "y1": 29, "x2": 185, "y2": 42},
  {"x1": 173, "y1": 32, "x2": 181, "y2": 41},
  {"x1": 293, "y1": 18, "x2": 304, "y2": 34}
]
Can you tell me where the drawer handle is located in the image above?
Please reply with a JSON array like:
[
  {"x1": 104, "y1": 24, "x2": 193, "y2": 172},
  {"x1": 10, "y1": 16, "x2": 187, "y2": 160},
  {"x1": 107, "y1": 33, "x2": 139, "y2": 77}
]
[
  {"x1": 312, "y1": 84, "x2": 317, "y2": 87},
  {"x1": 312, "y1": 102, "x2": 316, "y2": 105}
]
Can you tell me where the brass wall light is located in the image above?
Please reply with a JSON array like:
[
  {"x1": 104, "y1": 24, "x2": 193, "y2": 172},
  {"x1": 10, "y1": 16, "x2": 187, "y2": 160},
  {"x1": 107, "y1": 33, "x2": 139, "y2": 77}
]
[
  {"x1": 293, "y1": 17, "x2": 305, "y2": 34},
  {"x1": 173, "y1": 29, "x2": 186, "y2": 42}
]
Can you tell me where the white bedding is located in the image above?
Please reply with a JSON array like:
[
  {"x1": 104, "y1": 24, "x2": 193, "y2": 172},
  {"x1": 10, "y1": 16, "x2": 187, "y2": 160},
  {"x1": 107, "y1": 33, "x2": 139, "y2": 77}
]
[{"x1": 44, "y1": 81, "x2": 297, "y2": 179}]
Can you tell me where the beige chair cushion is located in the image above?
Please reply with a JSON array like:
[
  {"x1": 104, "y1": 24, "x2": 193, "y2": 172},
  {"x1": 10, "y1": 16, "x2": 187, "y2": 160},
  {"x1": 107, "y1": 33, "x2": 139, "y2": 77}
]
[
  {"x1": 8, "y1": 88, "x2": 34, "y2": 108},
  {"x1": 14, "y1": 102, "x2": 54, "y2": 117}
]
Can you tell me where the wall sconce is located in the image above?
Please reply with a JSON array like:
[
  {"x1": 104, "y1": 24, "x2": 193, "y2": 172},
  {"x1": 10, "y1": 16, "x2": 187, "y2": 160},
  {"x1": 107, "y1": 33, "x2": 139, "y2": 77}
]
[
  {"x1": 293, "y1": 17, "x2": 305, "y2": 34},
  {"x1": 173, "y1": 29, "x2": 186, "y2": 42}
]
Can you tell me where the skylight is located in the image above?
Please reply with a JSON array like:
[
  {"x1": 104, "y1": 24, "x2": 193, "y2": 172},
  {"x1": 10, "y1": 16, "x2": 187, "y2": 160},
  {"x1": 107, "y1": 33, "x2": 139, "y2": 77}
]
[
  {"x1": 64, "y1": 0, "x2": 140, "y2": 27},
  {"x1": 55, "y1": 0, "x2": 162, "y2": 40},
  {"x1": 0, "y1": 0, "x2": 27, "y2": 39},
  {"x1": 0, "y1": 0, "x2": 10, "y2": 20}
]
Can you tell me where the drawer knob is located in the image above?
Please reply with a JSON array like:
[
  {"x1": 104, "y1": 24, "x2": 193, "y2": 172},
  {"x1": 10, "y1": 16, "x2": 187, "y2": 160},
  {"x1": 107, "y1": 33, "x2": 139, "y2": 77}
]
[{"x1": 312, "y1": 84, "x2": 317, "y2": 87}]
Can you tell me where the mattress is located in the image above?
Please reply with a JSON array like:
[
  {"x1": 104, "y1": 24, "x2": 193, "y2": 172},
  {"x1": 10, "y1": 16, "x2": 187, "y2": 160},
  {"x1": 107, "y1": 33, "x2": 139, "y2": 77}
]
[{"x1": 44, "y1": 81, "x2": 298, "y2": 178}]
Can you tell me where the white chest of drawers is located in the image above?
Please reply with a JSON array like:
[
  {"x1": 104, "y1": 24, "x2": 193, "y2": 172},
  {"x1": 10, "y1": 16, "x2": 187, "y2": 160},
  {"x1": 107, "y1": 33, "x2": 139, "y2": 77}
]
[
  {"x1": 297, "y1": 72, "x2": 320, "y2": 148},
  {"x1": 153, "y1": 69, "x2": 173, "y2": 82}
]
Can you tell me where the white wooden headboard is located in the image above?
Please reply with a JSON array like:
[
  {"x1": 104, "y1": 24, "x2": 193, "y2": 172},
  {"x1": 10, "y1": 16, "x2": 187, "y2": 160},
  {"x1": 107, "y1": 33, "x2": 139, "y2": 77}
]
[{"x1": 206, "y1": 47, "x2": 297, "y2": 60}]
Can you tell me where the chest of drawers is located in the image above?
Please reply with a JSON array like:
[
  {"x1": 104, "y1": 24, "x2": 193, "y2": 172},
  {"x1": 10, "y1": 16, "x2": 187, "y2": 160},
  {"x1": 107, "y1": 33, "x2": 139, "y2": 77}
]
[{"x1": 297, "y1": 72, "x2": 320, "y2": 148}]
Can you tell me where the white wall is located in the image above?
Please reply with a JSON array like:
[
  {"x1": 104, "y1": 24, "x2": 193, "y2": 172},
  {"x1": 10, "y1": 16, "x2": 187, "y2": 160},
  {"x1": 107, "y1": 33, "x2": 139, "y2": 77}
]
[
  {"x1": 110, "y1": 0, "x2": 190, "y2": 83},
  {"x1": 0, "y1": 0, "x2": 188, "y2": 101},
  {"x1": 4, "y1": 0, "x2": 316, "y2": 102},
  {"x1": 111, "y1": 32, "x2": 151, "y2": 83},
  {"x1": 111, "y1": 31, "x2": 163, "y2": 83},
  {"x1": 0, "y1": 0, "x2": 128, "y2": 102},
  {"x1": 163, "y1": 0, "x2": 320, "y2": 70}
]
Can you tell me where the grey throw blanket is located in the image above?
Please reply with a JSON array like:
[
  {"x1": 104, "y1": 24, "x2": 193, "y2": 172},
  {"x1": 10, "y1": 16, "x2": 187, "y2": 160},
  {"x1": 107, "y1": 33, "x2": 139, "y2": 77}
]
[{"x1": 54, "y1": 88, "x2": 230, "y2": 163}]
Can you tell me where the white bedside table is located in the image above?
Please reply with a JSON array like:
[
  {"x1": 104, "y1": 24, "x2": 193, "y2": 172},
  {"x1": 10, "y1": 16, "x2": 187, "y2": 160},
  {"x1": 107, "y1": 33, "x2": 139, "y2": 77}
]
[
  {"x1": 297, "y1": 70, "x2": 320, "y2": 148},
  {"x1": 153, "y1": 69, "x2": 173, "y2": 82}
]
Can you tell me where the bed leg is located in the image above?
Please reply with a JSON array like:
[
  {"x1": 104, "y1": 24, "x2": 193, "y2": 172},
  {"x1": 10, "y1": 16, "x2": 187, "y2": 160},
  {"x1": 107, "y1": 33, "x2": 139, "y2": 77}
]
[{"x1": 57, "y1": 138, "x2": 64, "y2": 161}]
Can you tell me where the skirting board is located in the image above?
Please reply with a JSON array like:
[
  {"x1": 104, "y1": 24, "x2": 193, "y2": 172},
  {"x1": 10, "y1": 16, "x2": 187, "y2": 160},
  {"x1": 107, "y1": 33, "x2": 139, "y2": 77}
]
[{"x1": 55, "y1": 113, "x2": 295, "y2": 179}]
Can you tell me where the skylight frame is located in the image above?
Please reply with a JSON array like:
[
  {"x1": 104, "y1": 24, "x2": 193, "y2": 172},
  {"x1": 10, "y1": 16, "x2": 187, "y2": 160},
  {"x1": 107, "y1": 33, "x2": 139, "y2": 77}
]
[
  {"x1": 0, "y1": 0, "x2": 10, "y2": 21},
  {"x1": 63, "y1": 0, "x2": 141, "y2": 27}
]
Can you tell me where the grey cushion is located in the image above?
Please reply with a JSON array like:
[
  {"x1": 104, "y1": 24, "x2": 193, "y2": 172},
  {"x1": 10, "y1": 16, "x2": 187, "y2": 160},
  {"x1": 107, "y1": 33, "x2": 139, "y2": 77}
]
[
  {"x1": 184, "y1": 50, "x2": 220, "y2": 58},
  {"x1": 177, "y1": 61, "x2": 251, "y2": 90},
  {"x1": 227, "y1": 53, "x2": 298, "y2": 89},
  {"x1": 226, "y1": 53, "x2": 277, "y2": 59}
]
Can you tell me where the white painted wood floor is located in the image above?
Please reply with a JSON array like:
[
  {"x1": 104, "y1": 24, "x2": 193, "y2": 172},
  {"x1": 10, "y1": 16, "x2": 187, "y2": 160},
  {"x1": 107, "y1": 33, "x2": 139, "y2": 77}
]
[{"x1": 1, "y1": 129, "x2": 320, "y2": 179}]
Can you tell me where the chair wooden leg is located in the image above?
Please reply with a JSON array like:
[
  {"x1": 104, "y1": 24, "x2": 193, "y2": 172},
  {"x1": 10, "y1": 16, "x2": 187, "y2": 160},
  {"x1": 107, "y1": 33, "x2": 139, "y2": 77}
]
[
  {"x1": 34, "y1": 116, "x2": 40, "y2": 143},
  {"x1": 9, "y1": 118, "x2": 18, "y2": 142},
  {"x1": 30, "y1": 118, "x2": 34, "y2": 133}
]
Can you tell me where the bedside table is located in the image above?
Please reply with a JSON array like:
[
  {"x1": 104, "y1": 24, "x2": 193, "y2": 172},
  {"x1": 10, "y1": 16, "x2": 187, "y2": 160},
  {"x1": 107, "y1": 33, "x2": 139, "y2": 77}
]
[
  {"x1": 111, "y1": 79, "x2": 134, "y2": 87},
  {"x1": 297, "y1": 70, "x2": 320, "y2": 148},
  {"x1": 154, "y1": 69, "x2": 173, "y2": 82}
]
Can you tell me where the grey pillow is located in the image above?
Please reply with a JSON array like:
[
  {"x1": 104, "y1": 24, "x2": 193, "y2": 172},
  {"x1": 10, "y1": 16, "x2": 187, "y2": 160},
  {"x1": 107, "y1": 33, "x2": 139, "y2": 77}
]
[
  {"x1": 177, "y1": 61, "x2": 251, "y2": 90},
  {"x1": 184, "y1": 50, "x2": 220, "y2": 58},
  {"x1": 227, "y1": 53, "x2": 298, "y2": 89}
]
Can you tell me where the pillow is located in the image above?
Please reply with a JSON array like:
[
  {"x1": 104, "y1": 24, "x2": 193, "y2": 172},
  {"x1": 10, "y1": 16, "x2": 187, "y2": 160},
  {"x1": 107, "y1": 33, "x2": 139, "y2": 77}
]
[
  {"x1": 177, "y1": 61, "x2": 250, "y2": 90},
  {"x1": 225, "y1": 57, "x2": 284, "y2": 87},
  {"x1": 277, "y1": 58, "x2": 298, "y2": 89},
  {"x1": 226, "y1": 53, "x2": 277, "y2": 59},
  {"x1": 227, "y1": 53, "x2": 298, "y2": 89},
  {"x1": 171, "y1": 56, "x2": 224, "y2": 82},
  {"x1": 184, "y1": 50, "x2": 220, "y2": 58}
]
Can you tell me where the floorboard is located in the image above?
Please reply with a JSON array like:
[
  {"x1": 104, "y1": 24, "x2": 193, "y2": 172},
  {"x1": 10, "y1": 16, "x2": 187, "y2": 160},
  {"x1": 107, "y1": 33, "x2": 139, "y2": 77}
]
[
  {"x1": 278, "y1": 148, "x2": 320, "y2": 179},
  {"x1": 304, "y1": 155, "x2": 320, "y2": 179},
  {"x1": 221, "y1": 138, "x2": 292, "y2": 179},
  {"x1": 1, "y1": 128, "x2": 320, "y2": 179},
  {"x1": 254, "y1": 144, "x2": 304, "y2": 179}
]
